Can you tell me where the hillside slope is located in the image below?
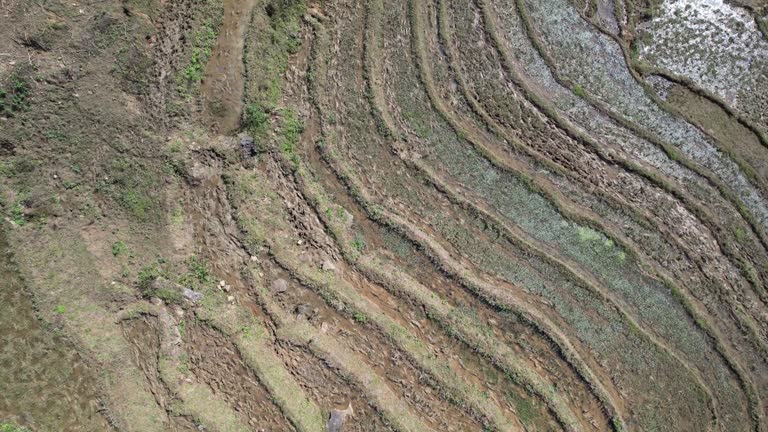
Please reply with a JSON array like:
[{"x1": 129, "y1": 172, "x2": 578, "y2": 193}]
[{"x1": 1, "y1": 0, "x2": 767, "y2": 431}]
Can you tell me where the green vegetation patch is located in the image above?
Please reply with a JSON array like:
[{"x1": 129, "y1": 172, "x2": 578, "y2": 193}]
[
  {"x1": 96, "y1": 157, "x2": 159, "y2": 221},
  {"x1": 112, "y1": 240, "x2": 129, "y2": 257},
  {"x1": 508, "y1": 392, "x2": 540, "y2": 426},
  {"x1": 137, "y1": 255, "x2": 215, "y2": 304},
  {"x1": 173, "y1": 0, "x2": 224, "y2": 97},
  {"x1": 243, "y1": 103, "x2": 271, "y2": 140},
  {"x1": 278, "y1": 108, "x2": 304, "y2": 166},
  {"x1": 243, "y1": 0, "x2": 306, "y2": 112},
  {"x1": 182, "y1": 23, "x2": 218, "y2": 85},
  {"x1": 0, "y1": 72, "x2": 31, "y2": 116},
  {"x1": 0, "y1": 422, "x2": 29, "y2": 432}
]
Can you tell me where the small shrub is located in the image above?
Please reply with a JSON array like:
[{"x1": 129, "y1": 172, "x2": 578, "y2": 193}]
[
  {"x1": 53, "y1": 305, "x2": 66, "y2": 314},
  {"x1": 182, "y1": 23, "x2": 217, "y2": 84},
  {"x1": 114, "y1": 45, "x2": 153, "y2": 95},
  {"x1": 352, "y1": 233, "x2": 366, "y2": 252},
  {"x1": 98, "y1": 158, "x2": 156, "y2": 221},
  {"x1": 177, "y1": 354, "x2": 190, "y2": 374},
  {"x1": 1, "y1": 73, "x2": 31, "y2": 115},
  {"x1": 617, "y1": 251, "x2": 627, "y2": 263},
  {"x1": 137, "y1": 263, "x2": 163, "y2": 292},
  {"x1": 187, "y1": 255, "x2": 210, "y2": 284},
  {"x1": 168, "y1": 139, "x2": 183, "y2": 153},
  {"x1": 611, "y1": 417, "x2": 626, "y2": 432},
  {"x1": 577, "y1": 226, "x2": 601, "y2": 242},
  {"x1": 244, "y1": 103, "x2": 269, "y2": 137},
  {"x1": 119, "y1": 189, "x2": 153, "y2": 220},
  {"x1": 170, "y1": 206, "x2": 184, "y2": 226},
  {"x1": 572, "y1": 84, "x2": 585, "y2": 98},
  {"x1": 9, "y1": 199, "x2": 25, "y2": 226},
  {"x1": 353, "y1": 311, "x2": 368, "y2": 324},
  {"x1": 733, "y1": 226, "x2": 746, "y2": 242},
  {"x1": 240, "y1": 324, "x2": 253, "y2": 338},
  {"x1": 112, "y1": 240, "x2": 128, "y2": 257}
]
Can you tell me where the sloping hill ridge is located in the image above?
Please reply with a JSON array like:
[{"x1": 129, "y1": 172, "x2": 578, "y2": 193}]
[{"x1": 0, "y1": 0, "x2": 767, "y2": 431}]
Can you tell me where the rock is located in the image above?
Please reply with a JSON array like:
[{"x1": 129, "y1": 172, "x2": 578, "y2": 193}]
[
  {"x1": 295, "y1": 303, "x2": 311, "y2": 317},
  {"x1": 340, "y1": 208, "x2": 354, "y2": 228},
  {"x1": 239, "y1": 135, "x2": 257, "y2": 156},
  {"x1": 150, "y1": 277, "x2": 189, "y2": 299},
  {"x1": 150, "y1": 297, "x2": 163, "y2": 306},
  {"x1": 327, "y1": 403, "x2": 354, "y2": 432},
  {"x1": 182, "y1": 288, "x2": 204, "y2": 303},
  {"x1": 219, "y1": 280, "x2": 226, "y2": 287},
  {"x1": 227, "y1": 295, "x2": 235, "y2": 303},
  {"x1": 321, "y1": 259, "x2": 337, "y2": 272},
  {"x1": 149, "y1": 277, "x2": 173, "y2": 292},
  {"x1": 271, "y1": 278, "x2": 289, "y2": 294},
  {"x1": 185, "y1": 161, "x2": 218, "y2": 187}
]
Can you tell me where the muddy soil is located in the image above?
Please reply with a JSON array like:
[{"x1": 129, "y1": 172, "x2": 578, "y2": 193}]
[
  {"x1": 0, "y1": 231, "x2": 111, "y2": 431},
  {"x1": 184, "y1": 322, "x2": 295, "y2": 431},
  {"x1": 201, "y1": 0, "x2": 258, "y2": 133},
  {"x1": 275, "y1": 341, "x2": 394, "y2": 432},
  {"x1": 259, "y1": 258, "x2": 488, "y2": 431},
  {"x1": 122, "y1": 317, "x2": 200, "y2": 432}
]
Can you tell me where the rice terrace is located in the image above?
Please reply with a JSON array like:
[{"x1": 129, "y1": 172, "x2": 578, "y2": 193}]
[{"x1": 1, "y1": 0, "x2": 767, "y2": 430}]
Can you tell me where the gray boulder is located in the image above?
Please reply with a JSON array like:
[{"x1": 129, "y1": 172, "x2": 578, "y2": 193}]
[
  {"x1": 271, "y1": 278, "x2": 289, "y2": 294},
  {"x1": 182, "y1": 288, "x2": 204, "y2": 303},
  {"x1": 327, "y1": 403, "x2": 354, "y2": 432}
]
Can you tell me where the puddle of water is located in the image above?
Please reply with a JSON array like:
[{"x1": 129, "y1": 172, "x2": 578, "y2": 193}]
[{"x1": 0, "y1": 230, "x2": 109, "y2": 431}]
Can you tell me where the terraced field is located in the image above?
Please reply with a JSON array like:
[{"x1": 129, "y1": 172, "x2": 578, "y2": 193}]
[{"x1": 1, "y1": 0, "x2": 767, "y2": 431}]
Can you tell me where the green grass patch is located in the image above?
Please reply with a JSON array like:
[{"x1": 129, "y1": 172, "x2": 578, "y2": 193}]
[
  {"x1": 0, "y1": 422, "x2": 29, "y2": 432},
  {"x1": 0, "y1": 72, "x2": 31, "y2": 116},
  {"x1": 507, "y1": 389, "x2": 539, "y2": 425},
  {"x1": 732, "y1": 226, "x2": 746, "y2": 242},
  {"x1": 137, "y1": 262, "x2": 179, "y2": 304},
  {"x1": 353, "y1": 311, "x2": 368, "y2": 324},
  {"x1": 351, "y1": 233, "x2": 366, "y2": 253},
  {"x1": 244, "y1": 103, "x2": 270, "y2": 140},
  {"x1": 278, "y1": 108, "x2": 304, "y2": 167},
  {"x1": 181, "y1": 23, "x2": 217, "y2": 86},
  {"x1": 577, "y1": 226, "x2": 601, "y2": 242},
  {"x1": 137, "y1": 255, "x2": 214, "y2": 304},
  {"x1": 243, "y1": 0, "x2": 306, "y2": 113},
  {"x1": 180, "y1": 255, "x2": 212, "y2": 286},
  {"x1": 9, "y1": 197, "x2": 26, "y2": 226},
  {"x1": 97, "y1": 157, "x2": 158, "y2": 221},
  {"x1": 112, "y1": 240, "x2": 128, "y2": 257}
]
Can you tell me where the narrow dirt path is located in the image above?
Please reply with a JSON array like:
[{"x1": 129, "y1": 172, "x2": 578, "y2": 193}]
[{"x1": 201, "y1": 0, "x2": 259, "y2": 134}]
